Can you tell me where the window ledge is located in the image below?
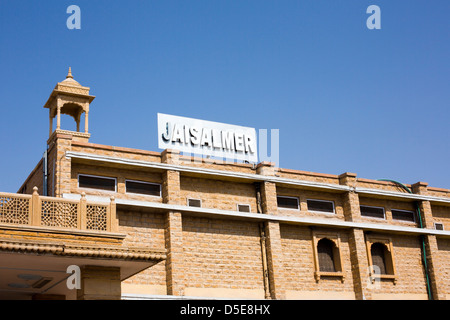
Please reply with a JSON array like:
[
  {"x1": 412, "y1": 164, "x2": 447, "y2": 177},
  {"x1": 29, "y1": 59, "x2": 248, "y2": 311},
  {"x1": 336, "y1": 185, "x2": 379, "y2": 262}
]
[
  {"x1": 314, "y1": 271, "x2": 345, "y2": 283},
  {"x1": 370, "y1": 274, "x2": 397, "y2": 284}
]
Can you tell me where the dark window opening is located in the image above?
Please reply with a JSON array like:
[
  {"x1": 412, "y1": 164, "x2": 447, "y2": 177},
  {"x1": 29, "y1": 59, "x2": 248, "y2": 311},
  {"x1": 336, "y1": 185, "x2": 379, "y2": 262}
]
[
  {"x1": 360, "y1": 205, "x2": 385, "y2": 219},
  {"x1": 78, "y1": 175, "x2": 116, "y2": 192},
  {"x1": 126, "y1": 180, "x2": 161, "y2": 196},
  {"x1": 307, "y1": 199, "x2": 334, "y2": 213},
  {"x1": 318, "y1": 238, "x2": 336, "y2": 272},
  {"x1": 371, "y1": 243, "x2": 387, "y2": 275},
  {"x1": 435, "y1": 223, "x2": 444, "y2": 231},
  {"x1": 188, "y1": 199, "x2": 201, "y2": 207},
  {"x1": 277, "y1": 196, "x2": 299, "y2": 210},
  {"x1": 238, "y1": 204, "x2": 251, "y2": 213},
  {"x1": 392, "y1": 209, "x2": 415, "y2": 222}
]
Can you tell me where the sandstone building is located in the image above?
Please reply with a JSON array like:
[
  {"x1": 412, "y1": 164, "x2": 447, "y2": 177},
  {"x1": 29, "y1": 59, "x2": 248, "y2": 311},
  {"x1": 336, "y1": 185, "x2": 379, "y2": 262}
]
[{"x1": 0, "y1": 70, "x2": 449, "y2": 300}]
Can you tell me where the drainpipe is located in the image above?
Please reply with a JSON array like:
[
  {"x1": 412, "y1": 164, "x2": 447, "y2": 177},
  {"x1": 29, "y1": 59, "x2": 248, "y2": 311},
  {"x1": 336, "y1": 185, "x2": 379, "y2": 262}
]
[
  {"x1": 43, "y1": 147, "x2": 48, "y2": 196},
  {"x1": 378, "y1": 179, "x2": 433, "y2": 300},
  {"x1": 255, "y1": 182, "x2": 271, "y2": 299}
]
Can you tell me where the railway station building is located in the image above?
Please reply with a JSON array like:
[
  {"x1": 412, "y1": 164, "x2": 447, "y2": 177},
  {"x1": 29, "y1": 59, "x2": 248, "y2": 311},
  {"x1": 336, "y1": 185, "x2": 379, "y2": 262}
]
[{"x1": 0, "y1": 70, "x2": 449, "y2": 300}]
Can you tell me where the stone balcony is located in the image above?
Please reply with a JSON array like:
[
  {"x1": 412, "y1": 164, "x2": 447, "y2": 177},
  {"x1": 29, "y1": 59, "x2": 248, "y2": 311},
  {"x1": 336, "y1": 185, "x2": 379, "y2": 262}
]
[
  {"x1": 0, "y1": 187, "x2": 117, "y2": 234},
  {"x1": 0, "y1": 187, "x2": 166, "y2": 299}
]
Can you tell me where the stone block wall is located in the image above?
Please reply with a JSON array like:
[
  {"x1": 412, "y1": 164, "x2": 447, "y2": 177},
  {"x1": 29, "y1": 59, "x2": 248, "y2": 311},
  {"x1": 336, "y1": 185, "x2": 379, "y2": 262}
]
[{"x1": 16, "y1": 133, "x2": 450, "y2": 300}]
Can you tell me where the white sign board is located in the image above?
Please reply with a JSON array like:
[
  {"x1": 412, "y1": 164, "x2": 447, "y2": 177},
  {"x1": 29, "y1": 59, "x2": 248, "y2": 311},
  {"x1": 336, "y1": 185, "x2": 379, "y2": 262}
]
[{"x1": 157, "y1": 113, "x2": 258, "y2": 163}]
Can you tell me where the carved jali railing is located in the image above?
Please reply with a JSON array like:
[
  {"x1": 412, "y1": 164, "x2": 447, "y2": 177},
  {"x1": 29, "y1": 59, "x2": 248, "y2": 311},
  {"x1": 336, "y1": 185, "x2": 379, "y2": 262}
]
[{"x1": 0, "y1": 187, "x2": 117, "y2": 233}]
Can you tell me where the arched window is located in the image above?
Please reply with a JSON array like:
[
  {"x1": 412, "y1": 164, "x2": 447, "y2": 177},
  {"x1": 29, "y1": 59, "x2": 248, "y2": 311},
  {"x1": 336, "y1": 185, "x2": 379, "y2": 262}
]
[
  {"x1": 371, "y1": 242, "x2": 387, "y2": 274},
  {"x1": 312, "y1": 232, "x2": 344, "y2": 282},
  {"x1": 317, "y1": 238, "x2": 336, "y2": 272},
  {"x1": 366, "y1": 236, "x2": 397, "y2": 283}
]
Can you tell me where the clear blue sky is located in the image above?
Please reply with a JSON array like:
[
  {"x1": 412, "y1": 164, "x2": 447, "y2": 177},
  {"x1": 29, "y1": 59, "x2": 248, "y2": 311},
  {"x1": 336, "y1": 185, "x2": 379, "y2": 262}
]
[{"x1": 0, "y1": 0, "x2": 449, "y2": 192}]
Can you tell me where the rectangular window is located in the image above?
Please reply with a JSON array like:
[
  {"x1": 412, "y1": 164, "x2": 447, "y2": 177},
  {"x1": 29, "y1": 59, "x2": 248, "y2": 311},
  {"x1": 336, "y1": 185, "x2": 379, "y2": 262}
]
[
  {"x1": 277, "y1": 196, "x2": 299, "y2": 210},
  {"x1": 360, "y1": 205, "x2": 385, "y2": 219},
  {"x1": 434, "y1": 223, "x2": 444, "y2": 231},
  {"x1": 307, "y1": 199, "x2": 335, "y2": 214},
  {"x1": 188, "y1": 198, "x2": 202, "y2": 208},
  {"x1": 391, "y1": 209, "x2": 415, "y2": 222},
  {"x1": 78, "y1": 174, "x2": 116, "y2": 192},
  {"x1": 237, "y1": 204, "x2": 251, "y2": 213},
  {"x1": 125, "y1": 180, "x2": 161, "y2": 197}
]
